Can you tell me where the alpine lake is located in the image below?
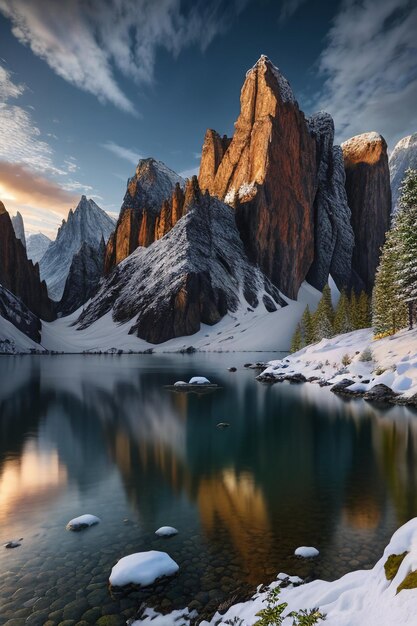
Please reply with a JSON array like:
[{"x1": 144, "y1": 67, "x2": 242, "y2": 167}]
[{"x1": 1, "y1": 353, "x2": 417, "y2": 625}]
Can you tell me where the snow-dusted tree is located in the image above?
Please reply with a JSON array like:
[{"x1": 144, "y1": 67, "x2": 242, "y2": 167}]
[
  {"x1": 394, "y1": 168, "x2": 417, "y2": 329},
  {"x1": 333, "y1": 290, "x2": 352, "y2": 335},
  {"x1": 356, "y1": 291, "x2": 372, "y2": 329},
  {"x1": 300, "y1": 305, "x2": 314, "y2": 345},
  {"x1": 290, "y1": 323, "x2": 303, "y2": 353},
  {"x1": 349, "y1": 290, "x2": 358, "y2": 329},
  {"x1": 313, "y1": 284, "x2": 334, "y2": 341}
]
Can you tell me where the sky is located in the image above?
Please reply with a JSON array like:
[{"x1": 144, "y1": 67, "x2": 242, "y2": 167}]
[{"x1": 0, "y1": 0, "x2": 416, "y2": 238}]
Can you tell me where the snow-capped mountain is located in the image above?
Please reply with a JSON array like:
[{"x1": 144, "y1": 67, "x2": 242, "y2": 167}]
[
  {"x1": 39, "y1": 196, "x2": 116, "y2": 301},
  {"x1": 11, "y1": 211, "x2": 26, "y2": 248},
  {"x1": 389, "y1": 133, "x2": 417, "y2": 211},
  {"x1": 77, "y1": 177, "x2": 286, "y2": 344},
  {"x1": 26, "y1": 233, "x2": 51, "y2": 264}
]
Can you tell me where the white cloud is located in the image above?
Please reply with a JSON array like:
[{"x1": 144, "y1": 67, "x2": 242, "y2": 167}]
[
  {"x1": 314, "y1": 0, "x2": 417, "y2": 148},
  {"x1": 179, "y1": 166, "x2": 199, "y2": 179},
  {"x1": 102, "y1": 141, "x2": 142, "y2": 165},
  {"x1": 279, "y1": 0, "x2": 308, "y2": 23},
  {"x1": 0, "y1": 64, "x2": 24, "y2": 99}
]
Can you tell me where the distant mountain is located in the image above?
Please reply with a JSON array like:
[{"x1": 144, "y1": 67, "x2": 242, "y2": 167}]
[
  {"x1": 58, "y1": 238, "x2": 106, "y2": 316},
  {"x1": 77, "y1": 177, "x2": 286, "y2": 344},
  {"x1": 389, "y1": 133, "x2": 417, "y2": 211},
  {"x1": 11, "y1": 211, "x2": 26, "y2": 248},
  {"x1": 39, "y1": 196, "x2": 116, "y2": 301},
  {"x1": 27, "y1": 233, "x2": 51, "y2": 264}
]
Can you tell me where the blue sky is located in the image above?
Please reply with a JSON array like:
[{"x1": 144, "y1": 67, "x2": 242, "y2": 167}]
[{"x1": 0, "y1": 0, "x2": 416, "y2": 237}]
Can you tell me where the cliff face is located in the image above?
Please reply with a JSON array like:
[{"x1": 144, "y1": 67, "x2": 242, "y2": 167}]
[
  {"x1": 58, "y1": 238, "x2": 106, "y2": 316},
  {"x1": 0, "y1": 285, "x2": 42, "y2": 343},
  {"x1": 104, "y1": 159, "x2": 184, "y2": 273},
  {"x1": 78, "y1": 177, "x2": 286, "y2": 344},
  {"x1": 0, "y1": 201, "x2": 54, "y2": 321},
  {"x1": 389, "y1": 133, "x2": 417, "y2": 211},
  {"x1": 198, "y1": 55, "x2": 318, "y2": 299},
  {"x1": 306, "y1": 112, "x2": 355, "y2": 292},
  {"x1": 342, "y1": 132, "x2": 392, "y2": 292},
  {"x1": 11, "y1": 211, "x2": 26, "y2": 248}
]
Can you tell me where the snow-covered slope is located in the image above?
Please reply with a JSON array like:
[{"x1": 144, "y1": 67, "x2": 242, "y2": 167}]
[
  {"x1": 389, "y1": 133, "x2": 417, "y2": 211},
  {"x1": 39, "y1": 196, "x2": 115, "y2": 301},
  {"x1": 260, "y1": 326, "x2": 417, "y2": 402},
  {"x1": 11, "y1": 211, "x2": 26, "y2": 248},
  {"x1": 0, "y1": 307, "x2": 44, "y2": 354},
  {"x1": 0, "y1": 285, "x2": 42, "y2": 342},
  {"x1": 26, "y1": 232, "x2": 51, "y2": 264},
  {"x1": 201, "y1": 517, "x2": 417, "y2": 626}
]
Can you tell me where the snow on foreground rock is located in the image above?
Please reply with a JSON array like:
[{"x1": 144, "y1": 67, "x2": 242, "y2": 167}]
[
  {"x1": 109, "y1": 551, "x2": 179, "y2": 587},
  {"x1": 259, "y1": 327, "x2": 417, "y2": 402},
  {"x1": 155, "y1": 526, "x2": 178, "y2": 537},
  {"x1": 199, "y1": 517, "x2": 417, "y2": 626},
  {"x1": 66, "y1": 514, "x2": 101, "y2": 531},
  {"x1": 294, "y1": 546, "x2": 319, "y2": 558}
]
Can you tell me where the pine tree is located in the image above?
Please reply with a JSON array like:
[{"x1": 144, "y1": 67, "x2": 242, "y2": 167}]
[
  {"x1": 356, "y1": 291, "x2": 371, "y2": 329},
  {"x1": 333, "y1": 290, "x2": 352, "y2": 335},
  {"x1": 301, "y1": 305, "x2": 314, "y2": 345},
  {"x1": 290, "y1": 323, "x2": 303, "y2": 353},
  {"x1": 313, "y1": 284, "x2": 334, "y2": 341},
  {"x1": 349, "y1": 290, "x2": 358, "y2": 329}
]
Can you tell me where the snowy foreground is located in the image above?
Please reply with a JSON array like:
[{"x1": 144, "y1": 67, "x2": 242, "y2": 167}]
[
  {"x1": 134, "y1": 519, "x2": 417, "y2": 626},
  {"x1": 260, "y1": 326, "x2": 417, "y2": 402}
]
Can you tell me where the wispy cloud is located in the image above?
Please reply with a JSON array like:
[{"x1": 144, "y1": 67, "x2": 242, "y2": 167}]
[
  {"x1": 179, "y1": 166, "x2": 199, "y2": 179},
  {"x1": 0, "y1": 0, "x2": 250, "y2": 115},
  {"x1": 102, "y1": 141, "x2": 142, "y2": 165},
  {"x1": 279, "y1": 0, "x2": 308, "y2": 23},
  {"x1": 314, "y1": 0, "x2": 417, "y2": 147}
]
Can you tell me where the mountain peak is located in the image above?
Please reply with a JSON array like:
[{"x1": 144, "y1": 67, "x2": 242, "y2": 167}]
[{"x1": 246, "y1": 54, "x2": 295, "y2": 104}]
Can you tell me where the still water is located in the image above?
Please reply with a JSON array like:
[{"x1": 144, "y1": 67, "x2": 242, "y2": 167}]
[{"x1": 1, "y1": 353, "x2": 417, "y2": 624}]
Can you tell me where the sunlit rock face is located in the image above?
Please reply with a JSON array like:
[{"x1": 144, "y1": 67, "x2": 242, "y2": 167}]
[
  {"x1": 0, "y1": 201, "x2": 54, "y2": 322},
  {"x1": 78, "y1": 177, "x2": 286, "y2": 344},
  {"x1": 198, "y1": 55, "x2": 318, "y2": 299},
  {"x1": 104, "y1": 159, "x2": 185, "y2": 273},
  {"x1": 342, "y1": 132, "x2": 391, "y2": 292}
]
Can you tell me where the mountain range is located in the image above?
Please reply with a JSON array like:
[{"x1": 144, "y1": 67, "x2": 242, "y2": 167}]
[{"x1": 0, "y1": 55, "x2": 416, "y2": 353}]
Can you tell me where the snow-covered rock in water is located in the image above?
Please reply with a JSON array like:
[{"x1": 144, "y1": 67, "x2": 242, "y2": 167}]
[
  {"x1": 202, "y1": 517, "x2": 417, "y2": 626},
  {"x1": 77, "y1": 177, "x2": 286, "y2": 344},
  {"x1": 11, "y1": 211, "x2": 26, "y2": 248},
  {"x1": 389, "y1": 133, "x2": 417, "y2": 212},
  {"x1": 109, "y1": 550, "x2": 179, "y2": 587},
  {"x1": 105, "y1": 158, "x2": 185, "y2": 273},
  {"x1": 294, "y1": 546, "x2": 319, "y2": 558},
  {"x1": 58, "y1": 238, "x2": 106, "y2": 316},
  {"x1": 306, "y1": 112, "x2": 355, "y2": 292},
  {"x1": 155, "y1": 526, "x2": 178, "y2": 537},
  {"x1": 39, "y1": 196, "x2": 115, "y2": 301},
  {"x1": 174, "y1": 381, "x2": 187, "y2": 386},
  {"x1": 26, "y1": 233, "x2": 51, "y2": 264},
  {"x1": 189, "y1": 376, "x2": 210, "y2": 384},
  {"x1": 66, "y1": 514, "x2": 101, "y2": 531},
  {"x1": 132, "y1": 607, "x2": 196, "y2": 626},
  {"x1": 0, "y1": 285, "x2": 42, "y2": 343}
]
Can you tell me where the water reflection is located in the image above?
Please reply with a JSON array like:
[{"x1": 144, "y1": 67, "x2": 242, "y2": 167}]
[{"x1": 1, "y1": 354, "x2": 417, "y2": 614}]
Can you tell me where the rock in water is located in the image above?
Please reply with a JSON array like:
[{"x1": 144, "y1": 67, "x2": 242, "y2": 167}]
[
  {"x1": 294, "y1": 546, "x2": 319, "y2": 558},
  {"x1": 198, "y1": 55, "x2": 318, "y2": 299},
  {"x1": 11, "y1": 211, "x2": 26, "y2": 248},
  {"x1": 0, "y1": 201, "x2": 54, "y2": 323},
  {"x1": 77, "y1": 177, "x2": 286, "y2": 344},
  {"x1": 39, "y1": 195, "x2": 115, "y2": 301},
  {"x1": 341, "y1": 132, "x2": 391, "y2": 292},
  {"x1": 26, "y1": 233, "x2": 51, "y2": 264},
  {"x1": 104, "y1": 159, "x2": 184, "y2": 273},
  {"x1": 306, "y1": 112, "x2": 355, "y2": 291},
  {"x1": 155, "y1": 526, "x2": 178, "y2": 537},
  {"x1": 109, "y1": 551, "x2": 179, "y2": 587},
  {"x1": 58, "y1": 238, "x2": 106, "y2": 316},
  {"x1": 389, "y1": 133, "x2": 417, "y2": 212},
  {"x1": 66, "y1": 514, "x2": 101, "y2": 531}
]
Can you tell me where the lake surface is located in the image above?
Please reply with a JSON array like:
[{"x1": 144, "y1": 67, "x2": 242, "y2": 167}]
[{"x1": 1, "y1": 353, "x2": 417, "y2": 625}]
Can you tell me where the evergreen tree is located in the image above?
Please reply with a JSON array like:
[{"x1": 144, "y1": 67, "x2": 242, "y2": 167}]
[
  {"x1": 356, "y1": 291, "x2": 371, "y2": 329},
  {"x1": 349, "y1": 290, "x2": 358, "y2": 329},
  {"x1": 300, "y1": 305, "x2": 314, "y2": 345},
  {"x1": 313, "y1": 284, "x2": 334, "y2": 341},
  {"x1": 333, "y1": 290, "x2": 352, "y2": 335},
  {"x1": 290, "y1": 323, "x2": 303, "y2": 353}
]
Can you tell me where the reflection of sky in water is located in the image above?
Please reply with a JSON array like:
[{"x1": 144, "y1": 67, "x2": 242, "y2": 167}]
[{"x1": 1, "y1": 353, "x2": 417, "y2": 599}]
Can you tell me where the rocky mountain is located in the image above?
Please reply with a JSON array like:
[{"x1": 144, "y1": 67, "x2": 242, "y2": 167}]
[
  {"x1": 58, "y1": 238, "x2": 106, "y2": 316},
  {"x1": 389, "y1": 133, "x2": 417, "y2": 211},
  {"x1": 11, "y1": 211, "x2": 26, "y2": 248},
  {"x1": 341, "y1": 132, "x2": 391, "y2": 292},
  {"x1": 306, "y1": 112, "x2": 355, "y2": 292},
  {"x1": 198, "y1": 55, "x2": 318, "y2": 299},
  {"x1": 104, "y1": 158, "x2": 184, "y2": 274},
  {"x1": 26, "y1": 232, "x2": 51, "y2": 264},
  {"x1": 39, "y1": 196, "x2": 116, "y2": 301},
  {"x1": 0, "y1": 285, "x2": 42, "y2": 342},
  {"x1": 78, "y1": 177, "x2": 286, "y2": 344},
  {"x1": 0, "y1": 200, "x2": 54, "y2": 322}
]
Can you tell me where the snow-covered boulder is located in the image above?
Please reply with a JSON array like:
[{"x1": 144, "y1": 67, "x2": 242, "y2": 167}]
[
  {"x1": 155, "y1": 526, "x2": 178, "y2": 537},
  {"x1": 109, "y1": 550, "x2": 179, "y2": 587},
  {"x1": 294, "y1": 546, "x2": 319, "y2": 558},
  {"x1": 189, "y1": 376, "x2": 210, "y2": 384},
  {"x1": 66, "y1": 514, "x2": 101, "y2": 531},
  {"x1": 174, "y1": 381, "x2": 187, "y2": 386}
]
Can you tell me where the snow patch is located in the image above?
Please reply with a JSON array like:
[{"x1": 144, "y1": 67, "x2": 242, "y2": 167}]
[
  {"x1": 66, "y1": 514, "x2": 100, "y2": 531},
  {"x1": 294, "y1": 546, "x2": 319, "y2": 558},
  {"x1": 155, "y1": 526, "x2": 178, "y2": 537},
  {"x1": 109, "y1": 551, "x2": 179, "y2": 587},
  {"x1": 189, "y1": 376, "x2": 210, "y2": 384}
]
